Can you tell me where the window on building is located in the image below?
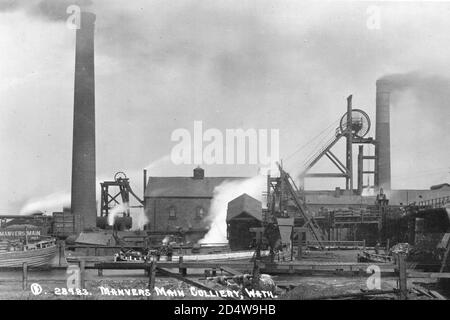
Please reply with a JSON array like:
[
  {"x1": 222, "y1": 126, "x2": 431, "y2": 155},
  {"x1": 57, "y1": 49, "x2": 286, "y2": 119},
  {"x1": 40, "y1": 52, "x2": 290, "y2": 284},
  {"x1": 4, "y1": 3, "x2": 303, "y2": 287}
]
[
  {"x1": 196, "y1": 207, "x2": 204, "y2": 219},
  {"x1": 168, "y1": 206, "x2": 176, "y2": 219}
]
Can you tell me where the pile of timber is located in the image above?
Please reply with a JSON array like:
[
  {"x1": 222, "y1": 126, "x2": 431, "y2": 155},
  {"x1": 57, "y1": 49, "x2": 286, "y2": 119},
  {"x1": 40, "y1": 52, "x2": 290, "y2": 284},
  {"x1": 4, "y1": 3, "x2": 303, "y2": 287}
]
[{"x1": 357, "y1": 251, "x2": 393, "y2": 263}]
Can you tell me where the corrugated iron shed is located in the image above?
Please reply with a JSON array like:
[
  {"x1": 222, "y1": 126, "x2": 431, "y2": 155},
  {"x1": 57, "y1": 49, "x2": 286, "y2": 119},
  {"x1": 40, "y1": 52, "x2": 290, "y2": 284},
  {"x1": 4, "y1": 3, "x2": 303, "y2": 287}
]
[{"x1": 75, "y1": 232, "x2": 116, "y2": 246}]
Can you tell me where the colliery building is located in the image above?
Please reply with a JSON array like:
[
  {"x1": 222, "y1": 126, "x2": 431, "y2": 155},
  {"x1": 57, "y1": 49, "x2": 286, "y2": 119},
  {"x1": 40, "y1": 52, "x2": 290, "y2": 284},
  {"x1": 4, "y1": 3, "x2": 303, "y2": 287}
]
[{"x1": 144, "y1": 167, "x2": 245, "y2": 241}]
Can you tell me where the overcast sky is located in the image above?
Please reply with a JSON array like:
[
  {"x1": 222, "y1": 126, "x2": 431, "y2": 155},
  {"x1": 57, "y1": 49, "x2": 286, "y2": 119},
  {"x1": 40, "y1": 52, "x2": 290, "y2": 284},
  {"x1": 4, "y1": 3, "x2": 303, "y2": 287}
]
[{"x1": 1, "y1": 0, "x2": 450, "y2": 213}]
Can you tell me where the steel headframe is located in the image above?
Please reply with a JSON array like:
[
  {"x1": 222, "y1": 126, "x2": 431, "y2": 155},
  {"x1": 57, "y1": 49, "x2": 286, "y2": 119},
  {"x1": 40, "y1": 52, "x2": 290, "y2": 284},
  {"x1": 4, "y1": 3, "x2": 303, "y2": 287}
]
[
  {"x1": 298, "y1": 95, "x2": 376, "y2": 194},
  {"x1": 99, "y1": 172, "x2": 144, "y2": 218}
]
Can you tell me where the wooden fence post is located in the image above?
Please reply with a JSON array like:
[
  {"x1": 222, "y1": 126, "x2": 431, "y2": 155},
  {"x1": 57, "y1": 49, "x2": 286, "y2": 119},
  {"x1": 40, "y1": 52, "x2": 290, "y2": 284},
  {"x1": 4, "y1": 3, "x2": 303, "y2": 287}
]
[
  {"x1": 79, "y1": 259, "x2": 86, "y2": 290},
  {"x1": 22, "y1": 262, "x2": 28, "y2": 291},
  {"x1": 397, "y1": 253, "x2": 407, "y2": 300},
  {"x1": 148, "y1": 261, "x2": 156, "y2": 291},
  {"x1": 297, "y1": 236, "x2": 303, "y2": 260},
  {"x1": 179, "y1": 256, "x2": 187, "y2": 276},
  {"x1": 144, "y1": 262, "x2": 149, "y2": 276},
  {"x1": 58, "y1": 241, "x2": 62, "y2": 267}
]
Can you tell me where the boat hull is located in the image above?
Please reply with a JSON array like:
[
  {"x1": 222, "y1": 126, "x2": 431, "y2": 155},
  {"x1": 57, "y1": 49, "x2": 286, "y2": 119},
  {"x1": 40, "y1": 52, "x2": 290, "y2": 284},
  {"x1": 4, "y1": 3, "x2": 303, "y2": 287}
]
[
  {"x1": 66, "y1": 249, "x2": 269, "y2": 264},
  {"x1": 0, "y1": 245, "x2": 57, "y2": 268}
]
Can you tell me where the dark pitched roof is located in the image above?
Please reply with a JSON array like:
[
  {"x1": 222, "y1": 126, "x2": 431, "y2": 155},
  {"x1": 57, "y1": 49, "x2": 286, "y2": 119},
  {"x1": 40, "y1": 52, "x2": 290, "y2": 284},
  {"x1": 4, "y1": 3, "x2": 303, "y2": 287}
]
[
  {"x1": 75, "y1": 232, "x2": 116, "y2": 246},
  {"x1": 431, "y1": 183, "x2": 450, "y2": 190},
  {"x1": 227, "y1": 193, "x2": 262, "y2": 221},
  {"x1": 145, "y1": 176, "x2": 246, "y2": 198}
]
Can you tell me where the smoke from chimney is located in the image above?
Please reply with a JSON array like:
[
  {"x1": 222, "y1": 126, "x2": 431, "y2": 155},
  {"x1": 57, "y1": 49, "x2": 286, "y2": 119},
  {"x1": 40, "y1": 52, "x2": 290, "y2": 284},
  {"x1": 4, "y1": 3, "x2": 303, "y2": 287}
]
[
  {"x1": 0, "y1": 0, "x2": 93, "y2": 21},
  {"x1": 376, "y1": 71, "x2": 450, "y2": 190}
]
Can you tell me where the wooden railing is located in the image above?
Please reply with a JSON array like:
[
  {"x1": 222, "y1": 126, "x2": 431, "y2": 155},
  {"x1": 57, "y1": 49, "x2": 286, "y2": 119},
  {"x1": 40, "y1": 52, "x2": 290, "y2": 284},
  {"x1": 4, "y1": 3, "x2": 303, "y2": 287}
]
[
  {"x1": 416, "y1": 196, "x2": 450, "y2": 209},
  {"x1": 298, "y1": 240, "x2": 366, "y2": 248},
  {"x1": 23, "y1": 238, "x2": 56, "y2": 251}
]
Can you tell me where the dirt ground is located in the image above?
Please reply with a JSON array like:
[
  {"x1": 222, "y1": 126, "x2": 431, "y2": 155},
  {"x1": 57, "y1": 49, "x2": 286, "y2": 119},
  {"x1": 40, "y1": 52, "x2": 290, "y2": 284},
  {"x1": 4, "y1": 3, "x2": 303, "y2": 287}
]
[
  {"x1": 0, "y1": 250, "x2": 447, "y2": 300},
  {"x1": 276, "y1": 276, "x2": 443, "y2": 300},
  {"x1": 1, "y1": 274, "x2": 443, "y2": 300}
]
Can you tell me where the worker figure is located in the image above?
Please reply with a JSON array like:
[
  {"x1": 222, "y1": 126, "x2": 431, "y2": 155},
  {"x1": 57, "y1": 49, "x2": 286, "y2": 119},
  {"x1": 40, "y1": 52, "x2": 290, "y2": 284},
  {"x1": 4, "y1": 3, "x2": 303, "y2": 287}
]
[
  {"x1": 167, "y1": 244, "x2": 173, "y2": 261},
  {"x1": 374, "y1": 241, "x2": 380, "y2": 255},
  {"x1": 376, "y1": 188, "x2": 389, "y2": 206},
  {"x1": 269, "y1": 247, "x2": 275, "y2": 262}
]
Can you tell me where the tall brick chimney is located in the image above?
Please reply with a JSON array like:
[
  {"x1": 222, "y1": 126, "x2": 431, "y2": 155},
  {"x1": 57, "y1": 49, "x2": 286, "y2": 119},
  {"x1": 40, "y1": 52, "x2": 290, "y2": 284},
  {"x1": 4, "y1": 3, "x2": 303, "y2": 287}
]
[
  {"x1": 71, "y1": 12, "x2": 97, "y2": 232},
  {"x1": 375, "y1": 80, "x2": 391, "y2": 192}
]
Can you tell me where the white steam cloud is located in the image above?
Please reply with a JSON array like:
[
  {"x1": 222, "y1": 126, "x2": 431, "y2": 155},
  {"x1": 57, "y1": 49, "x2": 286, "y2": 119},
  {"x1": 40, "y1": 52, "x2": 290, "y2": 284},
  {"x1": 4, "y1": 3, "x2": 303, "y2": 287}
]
[
  {"x1": 19, "y1": 176, "x2": 112, "y2": 216},
  {"x1": 199, "y1": 174, "x2": 266, "y2": 244},
  {"x1": 16, "y1": 154, "x2": 172, "y2": 223},
  {"x1": 130, "y1": 210, "x2": 148, "y2": 231},
  {"x1": 107, "y1": 202, "x2": 128, "y2": 226},
  {"x1": 20, "y1": 191, "x2": 70, "y2": 215},
  {"x1": 144, "y1": 154, "x2": 172, "y2": 174}
]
